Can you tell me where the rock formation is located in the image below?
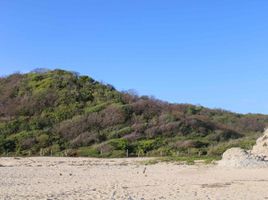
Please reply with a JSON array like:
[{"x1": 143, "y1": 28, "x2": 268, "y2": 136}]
[
  {"x1": 251, "y1": 128, "x2": 268, "y2": 158},
  {"x1": 218, "y1": 129, "x2": 268, "y2": 168}
]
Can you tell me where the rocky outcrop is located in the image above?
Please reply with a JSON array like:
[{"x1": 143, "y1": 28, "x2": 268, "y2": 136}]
[
  {"x1": 251, "y1": 129, "x2": 268, "y2": 157},
  {"x1": 218, "y1": 147, "x2": 268, "y2": 168},
  {"x1": 218, "y1": 129, "x2": 268, "y2": 168}
]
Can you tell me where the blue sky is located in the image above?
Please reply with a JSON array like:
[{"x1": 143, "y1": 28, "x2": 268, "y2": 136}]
[{"x1": 1, "y1": 0, "x2": 268, "y2": 114}]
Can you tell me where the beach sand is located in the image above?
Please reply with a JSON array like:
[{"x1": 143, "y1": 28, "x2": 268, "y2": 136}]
[{"x1": 1, "y1": 157, "x2": 268, "y2": 200}]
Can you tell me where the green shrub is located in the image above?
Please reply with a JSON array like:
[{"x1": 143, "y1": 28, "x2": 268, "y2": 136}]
[
  {"x1": 137, "y1": 139, "x2": 162, "y2": 154},
  {"x1": 108, "y1": 138, "x2": 128, "y2": 150},
  {"x1": 0, "y1": 139, "x2": 16, "y2": 153},
  {"x1": 110, "y1": 150, "x2": 126, "y2": 158},
  {"x1": 77, "y1": 147, "x2": 100, "y2": 157},
  {"x1": 108, "y1": 127, "x2": 133, "y2": 139},
  {"x1": 50, "y1": 144, "x2": 61, "y2": 153},
  {"x1": 37, "y1": 134, "x2": 49, "y2": 147},
  {"x1": 84, "y1": 102, "x2": 110, "y2": 113}
]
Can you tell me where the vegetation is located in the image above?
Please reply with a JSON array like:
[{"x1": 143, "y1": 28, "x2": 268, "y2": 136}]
[
  {"x1": 140, "y1": 155, "x2": 221, "y2": 165},
  {"x1": 0, "y1": 69, "x2": 268, "y2": 158}
]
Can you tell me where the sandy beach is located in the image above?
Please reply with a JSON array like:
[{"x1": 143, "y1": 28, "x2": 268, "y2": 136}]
[{"x1": 1, "y1": 157, "x2": 268, "y2": 200}]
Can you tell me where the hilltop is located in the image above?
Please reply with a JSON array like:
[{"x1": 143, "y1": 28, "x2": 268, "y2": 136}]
[{"x1": 0, "y1": 69, "x2": 268, "y2": 158}]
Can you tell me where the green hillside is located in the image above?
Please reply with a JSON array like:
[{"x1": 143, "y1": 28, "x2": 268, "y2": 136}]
[{"x1": 0, "y1": 69, "x2": 267, "y2": 158}]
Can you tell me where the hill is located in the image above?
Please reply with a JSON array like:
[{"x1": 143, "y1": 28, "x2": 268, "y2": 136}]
[{"x1": 0, "y1": 69, "x2": 268, "y2": 158}]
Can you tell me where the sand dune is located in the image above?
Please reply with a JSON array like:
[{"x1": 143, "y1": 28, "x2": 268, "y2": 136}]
[{"x1": 1, "y1": 157, "x2": 268, "y2": 200}]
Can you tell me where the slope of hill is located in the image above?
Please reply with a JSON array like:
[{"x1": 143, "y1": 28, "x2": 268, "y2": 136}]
[{"x1": 0, "y1": 69, "x2": 268, "y2": 158}]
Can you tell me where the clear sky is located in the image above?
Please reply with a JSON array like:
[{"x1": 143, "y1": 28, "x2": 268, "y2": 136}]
[{"x1": 1, "y1": 0, "x2": 268, "y2": 114}]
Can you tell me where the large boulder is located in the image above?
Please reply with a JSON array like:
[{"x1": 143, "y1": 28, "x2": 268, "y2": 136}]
[
  {"x1": 251, "y1": 129, "x2": 268, "y2": 158},
  {"x1": 218, "y1": 147, "x2": 267, "y2": 168},
  {"x1": 221, "y1": 147, "x2": 249, "y2": 161}
]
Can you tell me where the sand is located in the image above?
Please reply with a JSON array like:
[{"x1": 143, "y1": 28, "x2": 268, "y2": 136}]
[{"x1": 1, "y1": 157, "x2": 268, "y2": 200}]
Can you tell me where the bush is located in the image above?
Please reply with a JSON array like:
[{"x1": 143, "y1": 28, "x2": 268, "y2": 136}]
[
  {"x1": 108, "y1": 138, "x2": 128, "y2": 150},
  {"x1": 77, "y1": 147, "x2": 100, "y2": 157},
  {"x1": 37, "y1": 134, "x2": 49, "y2": 147},
  {"x1": 206, "y1": 139, "x2": 248, "y2": 156},
  {"x1": 110, "y1": 150, "x2": 126, "y2": 158},
  {"x1": 0, "y1": 139, "x2": 16, "y2": 153},
  {"x1": 100, "y1": 105, "x2": 126, "y2": 127},
  {"x1": 137, "y1": 139, "x2": 161, "y2": 154},
  {"x1": 21, "y1": 137, "x2": 36, "y2": 150},
  {"x1": 207, "y1": 130, "x2": 242, "y2": 142},
  {"x1": 84, "y1": 102, "x2": 110, "y2": 113},
  {"x1": 50, "y1": 144, "x2": 61, "y2": 154},
  {"x1": 174, "y1": 140, "x2": 208, "y2": 149},
  {"x1": 108, "y1": 127, "x2": 133, "y2": 139},
  {"x1": 70, "y1": 132, "x2": 98, "y2": 148}
]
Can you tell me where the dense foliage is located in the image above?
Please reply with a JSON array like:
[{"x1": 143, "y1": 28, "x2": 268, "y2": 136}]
[{"x1": 0, "y1": 69, "x2": 268, "y2": 158}]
